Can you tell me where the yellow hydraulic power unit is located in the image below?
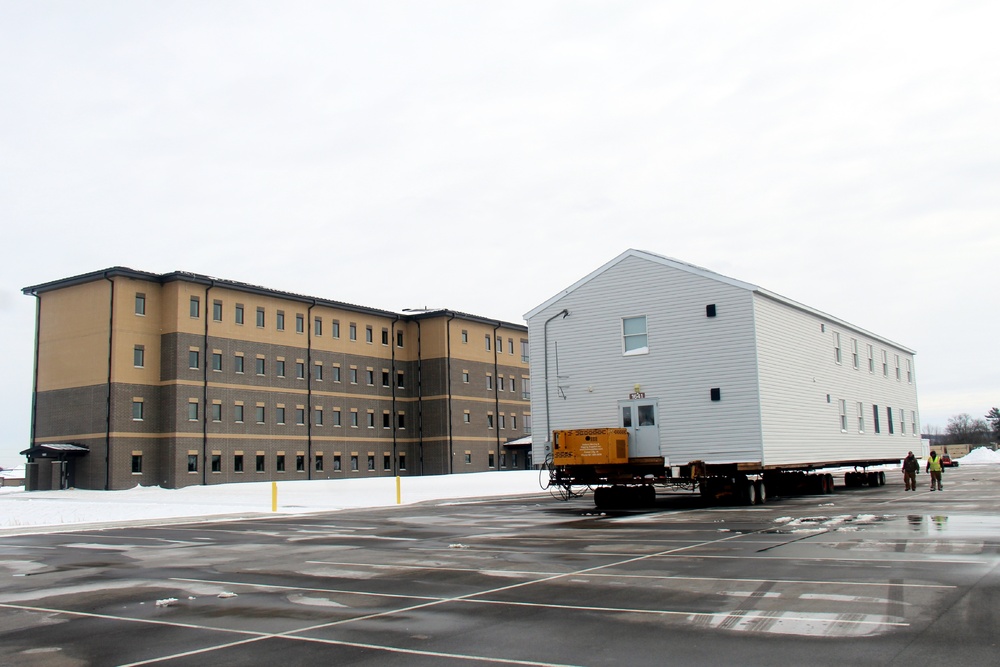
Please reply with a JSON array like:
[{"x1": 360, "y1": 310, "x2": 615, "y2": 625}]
[{"x1": 552, "y1": 428, "x2": 629, "y2": 465}]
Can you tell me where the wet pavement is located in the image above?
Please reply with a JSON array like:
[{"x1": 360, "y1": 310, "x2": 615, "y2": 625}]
[{"x1": 1, "y1": 465, "x2": 998, "y2": 666}]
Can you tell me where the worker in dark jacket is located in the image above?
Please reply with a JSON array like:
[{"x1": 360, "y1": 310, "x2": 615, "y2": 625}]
[
  {"x1": 926, "y1": 451, "x2": 943, "y2": 491},
  {"x1": 902, "y1": 452, "x2": 919, "y2": 491}
]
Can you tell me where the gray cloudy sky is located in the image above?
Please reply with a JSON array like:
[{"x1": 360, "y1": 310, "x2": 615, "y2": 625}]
[{"x1": 2, "y1": 1, "x2": 997, "y2": 465}]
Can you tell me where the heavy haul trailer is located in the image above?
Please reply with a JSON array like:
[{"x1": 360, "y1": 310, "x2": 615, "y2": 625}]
[{"x1": 546, "y1": 428, "x2": 900, "y2": 509}]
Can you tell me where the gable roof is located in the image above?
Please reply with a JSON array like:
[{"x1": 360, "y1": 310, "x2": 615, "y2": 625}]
[{"x1": 524, "y1": 249, "x2": 914, "y2": 354}]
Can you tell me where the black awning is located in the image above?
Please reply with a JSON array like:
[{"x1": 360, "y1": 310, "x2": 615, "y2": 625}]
[{"x1": 21, "y1": 443, "x2": 90, "y2": 459}]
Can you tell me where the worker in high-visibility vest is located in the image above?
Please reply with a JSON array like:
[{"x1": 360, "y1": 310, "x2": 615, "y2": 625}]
[{"x1": 926, "y1": 451, "x2": 943, "y2": 491}]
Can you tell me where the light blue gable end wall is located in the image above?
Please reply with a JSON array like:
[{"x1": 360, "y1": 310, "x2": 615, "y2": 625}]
[
  {"x1": 527, "y1": 252, "x2": 765, "y2": 466},
  {"x1": 528, "y1": 250, "x2": 920, "y2": 469}
]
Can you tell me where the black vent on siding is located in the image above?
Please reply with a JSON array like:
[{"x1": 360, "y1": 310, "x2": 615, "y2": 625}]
[
  {"x1": 710, "y1": 388, "x2": 721, "y2": 401},
  {"x1": 706, "y1": 304, "x2": 717, "y2": 317}
]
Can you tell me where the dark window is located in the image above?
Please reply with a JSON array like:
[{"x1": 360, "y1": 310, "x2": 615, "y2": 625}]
[
  {"x1": 190, "y1": 297, "x2": 200, "y2": 318},
  {"x1": 235, "y1": 355, "x2": 244, "y2": 373},
  {"x1": 351, "y1": 455, "x2": 358, "y2": 471},
  {"x1": 397, "y1": 330, "x2": 404, "y2": 347},
  {"x1": 314, "y1": 317, "x2": 321, "y2": 336},
  {"x1": 399, "y1": 453, "x2": 406, "y2": 470},
  {"x1": 489, "y1": 453, "x2": 495, "y2": 468},
  {"x1": 211, "y1": 454, "x2": 221, "y2": 473},
  {"x1": 315, "y1": 454, "x2": 324, "y2": 471},
  {"x1": 397, "y1": 413, "x2": 406, "y2": 429},
  {"x1": 382, "y1": 371, "x2": 390, "y2": 387},
  {"x1": 383, "y1": 454, "x2": 391, "y2": 471},
  {"x1": 887, "y1": 407, "x2": 894, "y2": 434},
  {"x1": 296, "y1": 455, "x2": 305, "y2": 472},
  {"x1": 189, "y1": 350, "x2": 199, "y2": 369},
  {"x1": 134, "y1": 346, "x2": 144, "y2": 368},
  {"x1": 296, "y1": 362, "x2": 305, "y2": 379},
  {"x1": 277, "y1": 360, "x2": 285, "y2": 377},
  {"x1": 333, "y1": 455, "x2": 340, "y2": 471},
  {"x1": 397, "y1": 371, "x2": 405, "y2": 388},
  {"x1": 212, "y1": 353, "x2": 222, "y2": 371},
  {"x1": 276, "y1": 454, "x2": 285, "y2": 472},
  {"x1": 235, "y1": 304, "x2": 244, "y2": 324},
  {"x1": 255, "y1": 406, "x2": 265, "y2": 423},
  {"x1": 381, "y1": 328, "x2": 389, "y2": 345},
  {"x1": 132, "y1": 401, "x2": 143, "y2": 420},
  {"x1": 187, "y1": 454, "x2": 198, "y2": 472},
  {"x1": 256, "y1": 454, "x2": 265, "y2": 472},
  {"x1": 256, "y1": 308, "x2": 265, "y2": 327},
  {"x1": 255, "y1": 358, "x2": 265, "y2": 375},
  {"x1": 276, "y1": 311, "x2": 285, "y2": 330},
  {"x1": 367, "y1": 455, "x2": 375, "y2": 471},
  {"x1": 873, "y1": 405, "x2": 881, "y2": 434},
  {"x1": 135, "y1": 293, "x2": 146, "y2": 315},
  {"x1": 382, "y1": 412, "x2": 390, "y2": 428},
  {"x1": 234, "y1": 454, "x2": 244, "y2": 472},
  {"x1": 131, "y1": 454, "x2": 142, "y2": 473},
  {"x1": 213, "y1": 300, "x2": 223, "y2": 321}
]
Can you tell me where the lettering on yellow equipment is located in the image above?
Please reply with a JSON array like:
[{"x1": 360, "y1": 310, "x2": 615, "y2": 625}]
[{"x1": 552, "y1": 428, "x2": 629, "y2": 465}]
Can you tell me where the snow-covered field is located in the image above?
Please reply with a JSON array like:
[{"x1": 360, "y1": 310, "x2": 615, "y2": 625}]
[{"x1": 0, "y1": 470, "x2": 546, "y2": 532}]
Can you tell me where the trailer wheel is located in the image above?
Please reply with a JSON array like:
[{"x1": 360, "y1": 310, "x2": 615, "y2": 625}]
[
  {"x1": 878, "y1": 471, "x2": 886, "y2": 486},
  {"x1": 754, "y1": 479, "x2": 766, "y2": 505},
  {"x1": 594, "y1": 487, "x2": 610, "y2": 509},
  {"x1": 825, "y1": 473, "x2": 835, "y2": 493},
  {"x1": 642, "y1": 485, "x2": 656, "y2": 507}
]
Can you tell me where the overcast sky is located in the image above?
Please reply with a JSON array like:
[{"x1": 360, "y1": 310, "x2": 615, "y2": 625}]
[{"x1": 2, "y1": 1, "x2": 997, "y2": 465}]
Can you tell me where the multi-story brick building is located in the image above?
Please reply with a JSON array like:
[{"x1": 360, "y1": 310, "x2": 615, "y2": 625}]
[{"x1": 21, "y1": 268, "x2": 532, "y2": 490}]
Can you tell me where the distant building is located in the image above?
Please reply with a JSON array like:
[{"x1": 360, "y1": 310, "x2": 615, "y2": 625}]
[
  {"x1": 525, "y1": 249, "x2": 920, "y2": 469},
  {"x1": 22, "y1": 268, "x2": 531, "y2": 490}
]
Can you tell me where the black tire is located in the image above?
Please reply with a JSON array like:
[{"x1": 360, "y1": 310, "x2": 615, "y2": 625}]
[
  {"x1": 825, "y1": 473, "x2": 835, "y2": 493},
  {"x1": 754, "y1": 479, "x2": 766, "y2": 505},
  {"x1": 594, "y1": 487, "x2": 610, "y2": 509},
  {"x1": 878, "y1": 471, "x2": 886, "y2": 486}
]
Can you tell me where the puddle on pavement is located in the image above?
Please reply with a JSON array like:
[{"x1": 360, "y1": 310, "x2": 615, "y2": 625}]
[{"x1": 901, "y1": 514, "x2": 1000, "y2": 537}]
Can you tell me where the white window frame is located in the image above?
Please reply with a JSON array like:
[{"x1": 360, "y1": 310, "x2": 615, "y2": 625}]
[{"x1": 622, "y1": 315, "x2": 648, "y2": 356}]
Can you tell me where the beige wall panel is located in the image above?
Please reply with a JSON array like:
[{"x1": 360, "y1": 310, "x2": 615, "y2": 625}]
[
  {"x1": 36, "y1": 281, "x2": 113, "y2": 391},
  {"x1": 112, "y1": 277, "x2": 162, "y2": 385}
]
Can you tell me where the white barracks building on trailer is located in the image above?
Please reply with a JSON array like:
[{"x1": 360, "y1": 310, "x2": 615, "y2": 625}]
[{"x1": 525, "y1": 249, "x2": 920, "y2": 481}]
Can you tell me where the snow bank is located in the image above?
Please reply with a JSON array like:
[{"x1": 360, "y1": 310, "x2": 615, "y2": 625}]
[
  {"x1": 956, "y1": 447, "x2": 1000, "y2": 465},
  {"x1": 0, "y1": 470, "x2": 545, "y2": 531}
]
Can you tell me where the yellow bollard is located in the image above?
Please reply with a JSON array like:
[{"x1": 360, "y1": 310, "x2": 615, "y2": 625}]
[
  {"x1": 396, "y1": 476, "x2": 401, "y2": 505},
  {"x1": 271, "y1": 481, "x2": 277, "y2": 512}
]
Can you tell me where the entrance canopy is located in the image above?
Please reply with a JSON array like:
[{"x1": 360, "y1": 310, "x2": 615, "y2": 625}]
[
  {"x1": 21, "y1": 443, "x2": 90, "y2": 460},
  {"x1": 503, "y1": 436, "x2": 532, "y2": 448}
]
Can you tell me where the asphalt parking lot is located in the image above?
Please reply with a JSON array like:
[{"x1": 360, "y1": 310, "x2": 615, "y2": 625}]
[{"x1": 1, "y1": 465, "x2": 998, "y2": 666}]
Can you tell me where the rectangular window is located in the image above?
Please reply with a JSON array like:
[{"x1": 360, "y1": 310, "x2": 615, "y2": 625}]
[
  {"x1": 499, "y1": 414, "x2": 506, "y2": 429},
  {"x1": 296, "y1": 408, "x2": 305, "y2": 425},
  {"x1": 315, "y1": 363, "x2": 323, "y2": 381},
  {"x1": 397, "y1": 371, "x2": 405, "y2": 388},
  {"x1": 367, "y1": 412, "x2": 375, "y2": 428},
  {"x1": 834, "y1": 332, "x2": 841, "y2": 364},
  {"x1": 487, "y1": 414, "x2": 494, "y2": 428},
  {"x1": 462, "y1": 330, "x2": 468, "y2": 343},
  {"x1": 135, "y1": 293, "x2": 146, "y2": 315},
  {"x1": 132, "y1": 400, "x2": 143, "y2": 421},
  {"x1": 382, "y1": 412, "x2": 390, "y2": 428},
  {"x1": 187, "y1": 454, "x2": 198, "y2": 472},
  {"x1": 463, "y1": 371, "x2": 470, "y2": 383},
  {"x1": 851, "y1": 338, "x2": 859, "y2": 369},
  {"x1": 332, "y1": 320, "x2": 340, "y2": 338},
  {"x1": 134, "y1": 345, "x2": 144, "y2": 368},
  {"x1": 485, "y1": 334, "x2": 491, "y2": 351},
  {"x1": 399, "y1": 453, "x2": 406, "y2": 470},
  {"x1": 188, "y1": 402, "x2": 199, "y2": 421},
  {"x1": 838, "y1": 399, "x2": 847, "y2": 432},
  {"x1": 524, "y1": 415, "x2": 531, "y2": 435},
  {"x1": 256, "y1": 357, "x2": 265, "y2": 375},
  {"x1": 857, "y1": 402, "x2": 864, "y2": 432},
  {"x1": 296, "y1": 362, "x2": 305, "y2": 379},
  {"x1": 381, "y1": 328, "x2": 389, "y2": 345},
  {"x1": 350, "y1": 455, "x2": 358, "y2": 471},
  {"x1": 234, "y1": 453, "x2": 244, "y2": 472},
  {"x1": 509, "y1": 338, "x2": 514, "y2": 355},
  {"x1": 521, "y1": 340, "x2": 529, "y2": 363},
  {"x1": 333, "y1": 455, "x2": 341, "y2": 471},
  {"x1": 522, "y1": 378, "x2": 531, "y2": 400},
  {"x1": 868, "y1": 344, "x2": 875, "y2": 373},
  {"x1": 497, "y1": 335, "x2": 503, "y2": 352},
  {"x1": 276, "y1": 407, "x2": 285, "y2": 424},
  {"x1": 489, "y1": 452, "x2": 495, "y2": 468},
  {"x1": 906, "y1": 359, "x2": 913, "y2": 383},
  {"x1": 465, "y1": 452, "x2": 472, "y2": 464},
  {"x1": 189, "y1": 350, "x2": 200, "y2": 369},
  {"x1": 397, "y1": 330, "x2": 404, "y2": 347},
  {"x1": 211, "y1": 403, "x2": 222, "y2": 422},
  {"x1": 911, "y1": 411, "x2": 917, "y2": 435},
  {"x1": 256, "y1": 454, "x2": 265, "y2": 472},
  {"x1": 366, "y1": 369, "x2": 374, "y2": 385},
  {"x1": 132, "y1": 454, "x2": 142, "y2": 473},
  {"x1": 366, "y1": 325, "x2": 373, "y2": 343},
  {"x1": 350, "y1": 323, "x2": 357, "y2": 340},
  {"x1": 315, "y1": 408, "x2": 323, "y2": 426},
  {"x1": 384, "y1": 454, "x2": 391, "y2": 471},
  {"x1": 234, "y1": 404, "x2": 244, "y2": 422},
  {"x1": 498, "y1": 376, "x2": 505, "y2": 391},
  {"x1": 315, "y1": 454, "x2": 324, "y2": 471},
  {"x1": 900, "y1": 409, "x2": 906, "y2": 435},
  {"x1": 895, "y1": 355, "x2": 901, "y2": 381},
  {"x1": 235, "y1": 355, "x2": 244, "y2": 373},
  {"x1": 314, "y1": 317, "x2": 322, "y2": 336},
  {"x1": 212, "y1": 352, "x2": 222, "y2": 371},
  {"x1": 367, "y1": 455, "x2": 375, "y2": 471},
  {"x1": 256, "y1": 406, "x2": 265, "y2": 424},
  {"x1": 211, "y1": 454, "x2": 221, "y2": 473},
  {"x1": 256, "y1": 307, "x2": 265, "y2": 328},
  {"x1": 277, "y1": 360, "x2": 286, "y2": 377},
  {"x1": 622, "y1": 316, "x2": 648, "y2": 354},
  {"x1": 235, "y1": 304, "x2": 244, "y2": 325},
  {"x1": 382, "y1": 370, "x2": 390, "y2": 387},
  {"x1": 296, "y1": 454, "x2": 305, "y2": 472},
  {"x1": 332, "y1": 366, "x2": 341, "y2": 382},
  {"x1": 276, "y1": 454, "x2": 285, "y2": 472},
  {"x1": 350, "y1": 368, "x2": 358, "y2": 384},
  {"x1": 295, "y1": 313, "x2": 304, "y2": 333},
  {"x1": 873, "y1": 405, "x2": 881, "y2": 434},
  {"x1": 351, "y1": 411, "x2": 359, "y2": 427},
  {"x1": 330, "y1": 409, "x2": 342, "y2": 427},
  {"x1": 882, "y1": 350, "x2": 889, "y2": 377},
  {"x1": 277, "y1": 311, "x2": 285, "y2": 331},
  {"x1": 213, "y1": 300, "x2": 222, "y2": 321},
  {"x1": 486, "y1": 375, "x2": 493, "y2": 390},
  {"x1": 511, "y1": 415, "x2": 517, "y2": 430},
  {"x1": 887, "y1": 407, "x2": 895, "y2": 434},
  {"x1": 190, "y1": 296, "x2": 200, "y2": 318},
  {"x1": 397, "y1": 412, "x2": 406, "y2": 429}
]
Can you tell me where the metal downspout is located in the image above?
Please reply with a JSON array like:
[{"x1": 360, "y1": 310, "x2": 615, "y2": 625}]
[
  {"x1": 307, "y1": 300, "x2": 315, "y2": 479},
  {"x1": 492, "y1": 322, "x2": 501, "y2": 459},
  {"x1": 390, "y1": 314, "x2": 399, "y2": 475},
  {"x1": 446, "y1": 313, "x2": 456, "y2": 474},
  {"x1": 202, "y1": 281, "x2": 214, "y2": 486},
  {"x1": 28, "y1": 291, "x2": 40, "y2": 452},
  {"x1": 543, "y1": 309, "x2": 569, "y2": 456},
  {"x1": 103, "y1": 273, "x2": 115, "y2": 490},
  {"x1": 415, "y1": 319, "x2": 424, "y2": 475}
]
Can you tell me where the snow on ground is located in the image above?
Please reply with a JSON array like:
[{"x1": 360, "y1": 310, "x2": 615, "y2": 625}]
[
  {"x1": 955, "y1": 447, "x2": 1000, "y2": 465},
  {"x1": 0, "y1": 471, "x2": 546, "y2": 532}
]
